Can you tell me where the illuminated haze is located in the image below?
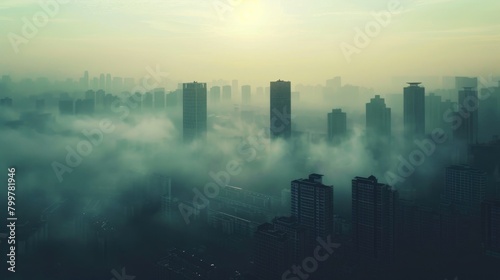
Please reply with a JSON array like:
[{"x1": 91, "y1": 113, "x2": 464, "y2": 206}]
[{"x1": 1, "y1": 0, "x2": 499, "y2": 89}]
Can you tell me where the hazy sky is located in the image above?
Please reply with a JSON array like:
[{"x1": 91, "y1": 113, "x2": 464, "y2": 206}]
[{"x1": 1, "y1": 0, "x2": 499, "y2": 87}]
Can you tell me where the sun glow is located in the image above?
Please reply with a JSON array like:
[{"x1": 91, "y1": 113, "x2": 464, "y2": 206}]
[{"x1": 218, "y1": 1, "x2": 284, "y2": 38}]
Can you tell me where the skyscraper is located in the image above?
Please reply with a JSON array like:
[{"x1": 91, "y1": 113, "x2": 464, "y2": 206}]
[
  {"x1": 105, "y1": 73, "x2": 112, "y2": 92},
  {"x1": 482, "y1": 199, "x2": 500, "y2": 258},
  {"x1": 183, "y1": 82, "x2": 207, "y2": 143},
  {"x1": 366, "y1": 95, "x2": 391, "y2": 139},
  {"x1": 404, "y1": 82, "x2": 425, "y2": 139},
  {"x1": 272, "y1": 216, "x2": 310, "y2": 264},
  {"x1": 166, "y1": 89, "x2": 180, "y2": 108},
  {"x1": 324, "y1": 76, "x2": 341, "y2": 102},
  {"x1": 80, "y1": 70, "x2": 89, "y2": 90},
  {"x1": 253, "y1": 223, "x2": 292, "y2": 280},
  {"x1": 479, "y1": 86, "x2": 500, "y2": 142},
  {"x1": 444, "y1": 165, "x2": 486, "y2": 215},
  {"x1": 99, "y1": 74, "x2": 105, "y2": 90},
  {"x1": 425, "y1": 93, "x2": 442, "y2": 134},
  {"x1": 352, "y1": 175, "x2": 397, "y2": 264},
  {"x1": 142, "y1": 92, "x2": 153, "y2": 111},
  {"x1": 327, "y1": 108, "x2": 347, "y2": 145},
  {"x1": 291, "y1": 174, "x2": 334, "y2": 243},
  {"x1": 270, "y1": 80, "x2": 291, "y2": 139},
  {"x1": 209, "y1": 86, "x2": 221, "y2": 104},
  {"x1": 455, "y1": 87, "x2": 479, "y2": 145}
]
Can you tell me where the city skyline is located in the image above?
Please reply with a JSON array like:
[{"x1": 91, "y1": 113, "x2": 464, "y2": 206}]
[
  {"x1": 2, "y1": 1, "x2": 500, "y2": 279},
  {"x1": 1, "y1": 1, "x2": 500, "y2": 87}
]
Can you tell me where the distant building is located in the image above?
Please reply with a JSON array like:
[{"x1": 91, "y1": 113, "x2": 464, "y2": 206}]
[
  {"x1": 352, "y1": 175, "x2": 397, "y2": 264},
  {"x1": 479, "y1": 86, "x2": 500, "y2": 142},
  {"x1": 99, "y1": 74, "x2": 105, "y2": 90},
  {"x1": 291, "y1": 174, "x2": 334, "y2": 243},
  {"x1": 455, "y1": 87, "x2": 479, "y2": 144},
  {"x1": 105, "y1": 73, "x2": 112, "y2": 92},
  {"x1": 95, "y1": 90, "x2": 105, "y2": 110},
  {"x1": 324, "y1": 77, "x2": 341, "y2": 102},
  {"x1": 183, "y1": 82, "x2": 207, "y2": 143},
  {"x1": 366, "y1": 95, "x2": 391, "y2": 139},
  {"x1": 209, "y1": 86, "x2": 221, "y2": 104},
  {"x1": 327, "y1": 108, "x2": 347, "y2": 145},
  {"x1": 482, "y1": 199, "x2": 500, "y2": 258},
  {"x1": 404, "y1": 82, "x2": 425, "y2": 140},
  {"x1": 425, "y1": 93, "x2": 442, "y2": 134},
  {"x1": 443, "y1": 165, "x2": 486, "y2": 215},
  {"x1": 142, "y1": 92, "x2": 153, "y2": 111},
  {"x1": 253, "y1": 223, "x2": 292, "y2": 280},
  {"x1": 272, "y1": 216, "x2": 310, "y2": 264},
  {"x1": 75, "y1": 99, "x2": 95, "y2": 115},
  {"x1": 166, "y1": 89, "x2": 180, "y2": 108},
  {"x1": 270, "y1": 80, "x2": 292, "y2": 140}
]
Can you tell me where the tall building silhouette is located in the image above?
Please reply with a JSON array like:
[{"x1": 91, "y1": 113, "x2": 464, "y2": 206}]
[
  {"x1": 105, "y1": 73, "x2": 112, "y2": 92},
  {"x1": 352, "y1": 175, "x2": 397, "y2": 264},
  {"x1": 482, "y1": 199, "x2": 500, "y2": 258},
  {"x1": 270, "y1": 80, "x2": 291, "y2": 139},
  {"x1": 253, "y1": 223, "x2": 292, "y2": 280},
  {"x1": 166, "y1": 89, "x2": 180, "y2": 108},
  {"x1": 404, "y1": 82, "x2": 425, "y2": 140},
  {"x1": 324, "y1": 76, "x2": 341, "y2": 102},
  {"x1": 80, "y1": 71, "x2": 89, "y2": 89},
  {"x1": 272, "y1": 216, "x2": 310, "y2": 264},
  {"x1": 183, "y1": 82, "x2": 207, "y2": 143},
  {"x1": 425, "y1": 93, "x2": 442, "y2": 134},
  {"x1": 366, "y1": 95, "x2": 391, "y2": 139},
  {"x1": 327, "y1": 108, "x2": 346, "y2": 145},
  {"x1": 455, "y1": 87, "x2": 479, "y2": 145},
  {"x1": 75, "y1": 99, "x2": 94, "y2": 115},
  {"x1": 291, "y1": 174, "x2": 334, "y2": 243},
  {"x1": 209, "y1": 86, "x2": 221, "y2": 104},
  {"x1": 479, "y1": 85, "x2": 500, "y2": 142},
  {"x1": 99, "y1": 74, "x2": 105, "y2": 90},
  {"x1": 142, "y1": 92, "x2": 153, "y2": 111},
  {"x1": 443, "y1": 165, "x2": 486, "y2": 215}
]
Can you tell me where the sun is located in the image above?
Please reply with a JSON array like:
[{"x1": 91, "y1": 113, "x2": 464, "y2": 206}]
[{"x1": 220, "y1": 1, "x2": 282, "y2": 38}]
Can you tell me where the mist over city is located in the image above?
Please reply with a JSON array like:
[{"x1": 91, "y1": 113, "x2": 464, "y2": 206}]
[{"x1": 1, "y1": 1, "x2": 500, "y2": 280}]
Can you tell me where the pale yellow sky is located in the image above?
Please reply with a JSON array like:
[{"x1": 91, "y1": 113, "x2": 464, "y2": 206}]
[{"x1": 1, "y1": 0, "x2": 499, "y2": 88}]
